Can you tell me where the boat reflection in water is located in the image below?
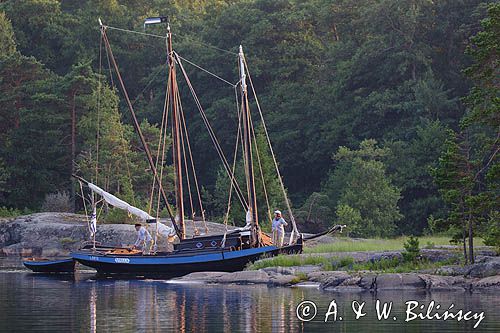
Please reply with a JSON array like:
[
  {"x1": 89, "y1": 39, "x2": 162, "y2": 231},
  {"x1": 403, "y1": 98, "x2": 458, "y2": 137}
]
[
  {"x1": 83, "y1": 278, "x2": 301, "y2": 332},
  {"x1": 2, "y1": 271, "x2": 499, "y2": 332}
]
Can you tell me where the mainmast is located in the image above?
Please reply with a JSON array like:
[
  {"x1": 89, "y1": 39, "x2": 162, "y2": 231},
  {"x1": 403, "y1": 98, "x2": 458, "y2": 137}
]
[
  {"x1": 167, "y1": 24, "x2": 185, "y2": 239},
  {"x1": 239, "y1": 46, "x2": 260, "y2": 246}
]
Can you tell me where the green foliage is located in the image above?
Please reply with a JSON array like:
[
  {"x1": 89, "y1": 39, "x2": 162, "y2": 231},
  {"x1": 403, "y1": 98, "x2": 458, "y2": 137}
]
[
  {"x1": 402, "y1": 236, "x2": 421, "y2": 263},
  {"x1": 294, "y1": 192, "x2": 335, "y2": 232},
  {"x1": 335, "y1": 204, "x2": 362, "y2": 233},
  {"x1": 347, "y1": 257, "x2": 454, "y2": 274},
  {"x1": 212, "y1": 126, "x2": 286, "y2": 229},
  {"x1": 385, "y1": 120, "x2": 449, "y2": 235},
  {"x1": 432, "y1": 3, "x2": 499, "y2": 263},
  {"x1": 0, "y1": 55, "x2": 70, "y2": 208},
  {"x1": 350, "y1": 257, "x2": 401, "y2": 272},
  {"x1": 247, "y1": 254, "x2": 334, "y2": 271},
  {"x1": 0, "y1": 206, "x2": 26, "y2": 218},
  {"x1": 77, "y1": 85, "x2": 135, "y2": 201},
  {"x1": 290, "y1": 272, "x2": 308, "y2": 284},
  {"x1": 323, "y1": 140, "x2": 402, "y2": 237},
  {"x1": 482, "y1": 211, "x2": 500, "y2": 253},
  {"x1": 304, "y1": 236, "x2": 474, "y2": 253},
  {"x1": 0, "y1": 11, "x2": 16, "y2": 58},
  {"x1": 0, "y1": 0, "x2": 495, "y2": 238}
]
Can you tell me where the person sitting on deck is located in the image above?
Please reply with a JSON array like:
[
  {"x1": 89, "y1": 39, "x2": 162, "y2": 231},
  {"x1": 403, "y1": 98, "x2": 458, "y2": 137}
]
[
  {"x1": 133, "y1": 223, "x2": 153, "y2": 254},
  {"x1": 271, "y1": 210, "x2": 288, "y2": 247}
]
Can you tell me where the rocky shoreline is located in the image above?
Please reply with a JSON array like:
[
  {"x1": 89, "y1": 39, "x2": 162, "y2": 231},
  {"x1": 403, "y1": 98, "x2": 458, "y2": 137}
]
[
  {"x1": 169, "y1": 269, "x2": 500, "y2": 292},
  {"x1": 1, "y1": 213, "x2": 499, "y2": 291},
  {"x1": 170, "y1": 254, "x2": 500, "y2": 292}
]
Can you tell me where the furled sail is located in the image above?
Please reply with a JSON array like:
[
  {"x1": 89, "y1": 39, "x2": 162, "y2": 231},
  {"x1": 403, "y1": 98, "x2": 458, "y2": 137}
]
[
  {"x1": 88, "y1": 183, "x2": 155, "y2": 221},
  {"x1": 87, "y1": 183, "x2": 176, "y2": 237}
]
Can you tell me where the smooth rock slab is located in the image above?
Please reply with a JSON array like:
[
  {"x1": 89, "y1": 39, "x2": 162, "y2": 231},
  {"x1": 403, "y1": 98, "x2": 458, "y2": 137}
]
[
  {"x1": 306, "y1": 271, "x2": 351, "y2": 289},
  {"x1": 418, "y1": 274, "x2": 467, "y2": 291},
  {"x1": 171, "y1": 270, "x2": 296, "y2": 286},
  {"x1": 468, "y1": 257, "x2": 500, "y2": 278},
  {"x1": 374, "y1": 273, "x2": 425, "y2": 290},
  {"x1": 473, "y1": 276, "x2": 500, "y2": 290}
]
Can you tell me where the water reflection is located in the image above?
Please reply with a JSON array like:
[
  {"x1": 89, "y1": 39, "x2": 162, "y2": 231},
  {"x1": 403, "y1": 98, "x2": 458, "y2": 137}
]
[
  {"x1": 90, "y1": 284, "x2": 96, "y2": 333},
  {"x1": 0, "y1": 270, "x2": 499, "y2": 332}
]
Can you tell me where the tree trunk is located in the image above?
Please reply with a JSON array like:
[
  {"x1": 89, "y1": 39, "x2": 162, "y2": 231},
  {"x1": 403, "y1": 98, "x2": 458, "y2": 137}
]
[
  {"x1": 461, "y1": 201, "x2": 468, "y2": 264},
  {"x1": 468, "y1": 213, "x2": 474, "y2": 264},
  {"x1": 70, "y1": 91, "x2": 76, "y2": 213}
]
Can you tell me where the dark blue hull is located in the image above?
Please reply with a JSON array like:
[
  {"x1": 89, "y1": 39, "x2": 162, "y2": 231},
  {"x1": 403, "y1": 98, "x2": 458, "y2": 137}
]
[
  {"x1": 23, "y1": 258, "x2": 76, "y2": 273},
  {"x1": 71, "y1": 243, "x2": 302, "y2": 277}
]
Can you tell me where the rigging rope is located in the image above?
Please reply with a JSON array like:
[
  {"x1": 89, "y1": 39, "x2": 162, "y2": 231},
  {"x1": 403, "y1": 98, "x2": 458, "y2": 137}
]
[
  {"x1": 177, "y1": 55, "x2": 237, "y2": 87},
  {"x1": 174, "y1": 53, "x2": 248, "y2": 210},
  {"x1": 101, "y1": 27, "x2": 181, "y2": 237},
  {"x1": 153, "y1": 76, "x2": 171, "y2": 248},
  {"x1": 79, "y1": 180, "x2": 90, "y2": 223},
  {"x1": 173, "y1": 33, "x2": 238, "y2": 56},
  {"x1": 105, "y1": 25, "x2": 167, "y2": 40},
  {"x1": 176, "y1": 87, "x2": 198, "y2": 236},
  {"x1": 177, "y1": 87, "x2": 209, "y2": 234},
  {"x1": 221, "y1": 86, "x2": 244, "y2": 247},
  {"x1": 102, "y1": 32, "x2": 115, "y2": 88},
  {"x1": 95, "y1": 33, "x2": 103, "y2": 186},
  {"x1": 154, "y1": 85, "x2": 170, "y2": 238},
  {"x1": 148, "y1": 74, "x2": 170, "y2": 215},
  {"x1": 250, "y1": 116, "x2": 273, "y2": 224},
  {"x1": 131, "y1": 62, "x2": 168, "y2": 107},
  {"x1": 104, "y1": 24, "x2": 238, "y2": 56},
  {"x1": 242, "y1": 57, "x2": 300, "y2": 242}
]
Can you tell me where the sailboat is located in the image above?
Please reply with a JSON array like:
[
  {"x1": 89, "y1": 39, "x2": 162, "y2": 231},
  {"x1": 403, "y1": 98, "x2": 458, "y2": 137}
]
[{"x1": 70, "y1": 17, "x2": 344, "y2": 276}]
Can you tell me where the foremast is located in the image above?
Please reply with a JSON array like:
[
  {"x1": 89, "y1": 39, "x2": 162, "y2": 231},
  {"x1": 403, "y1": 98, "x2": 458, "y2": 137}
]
[{"x1": 239, "y1": 46, "x2": 261, "y2": 247}]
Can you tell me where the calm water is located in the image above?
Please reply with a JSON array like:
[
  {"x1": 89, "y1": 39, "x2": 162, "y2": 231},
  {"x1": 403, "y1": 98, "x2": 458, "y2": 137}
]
[{"x1": 0, "y1": 258, "x2": 499, "y2": 332}]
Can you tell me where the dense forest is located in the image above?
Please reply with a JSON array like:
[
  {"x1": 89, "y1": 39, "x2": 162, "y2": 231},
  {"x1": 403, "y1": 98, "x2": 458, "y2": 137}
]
[{"x1": 0, "y1": 1, "x2": 498, "y2": 250}]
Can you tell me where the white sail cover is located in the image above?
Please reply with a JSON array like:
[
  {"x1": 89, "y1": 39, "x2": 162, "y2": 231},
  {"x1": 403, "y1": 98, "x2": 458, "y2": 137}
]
[
  {"x1": 150, "y1": 222, "x2": 176, "y2": 237},
  {"x1": 87, "y1": 182, "x2": 176, "y2": 237},
  {"x1": 88, "y1": 183, "x2": 154, "y2": 221}
]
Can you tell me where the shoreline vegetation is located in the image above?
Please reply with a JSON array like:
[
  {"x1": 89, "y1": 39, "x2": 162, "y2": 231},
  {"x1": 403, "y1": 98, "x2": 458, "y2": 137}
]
[
  {"x1": 303, "y1": 236, "x2": 485, "y2": 254},
  {"x1": 248, "y1": 236, "x2": 491, "y2": 275}
]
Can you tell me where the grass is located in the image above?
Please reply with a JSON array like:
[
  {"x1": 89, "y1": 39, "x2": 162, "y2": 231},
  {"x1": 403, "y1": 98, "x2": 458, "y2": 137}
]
[
  {"x1": 346, "y1": 256, "x2": 462, "y2": 274},
  {"x1": 305, "y1": 236, "x2": 485, "y2": 253},
  {"x1": 248, "y1": 253, "x2": 463, "y2": 275}
]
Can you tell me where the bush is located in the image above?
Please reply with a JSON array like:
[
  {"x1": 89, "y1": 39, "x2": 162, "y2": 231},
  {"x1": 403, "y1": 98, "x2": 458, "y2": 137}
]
[
  {"x1": 0, "y1": 206, "x2": 24, "y2": 218},
  {"x1": 41, "y1": 191, "x2": 73, "y2": 212},
  {"x1": 483, "y1": 212, "x2": 500, "y2": 254},
  {"x1": 402, "y1": 236, "x2": 420, "y2": 263}
]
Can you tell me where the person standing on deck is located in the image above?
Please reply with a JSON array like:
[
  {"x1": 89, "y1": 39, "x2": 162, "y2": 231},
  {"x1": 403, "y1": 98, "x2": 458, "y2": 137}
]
[
  {"x1": 271, "y1": 210, "x2": 288, "y2": 247},
  {"x1": 133, "y1": 223, "x2": 153, "y2": 254}
]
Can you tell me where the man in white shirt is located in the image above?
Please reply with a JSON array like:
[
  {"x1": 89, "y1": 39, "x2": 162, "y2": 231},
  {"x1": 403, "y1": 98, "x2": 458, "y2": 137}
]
[
  {"x1": 133, "y1": 223, "x2": 153, "y2": 254},
  {"x1": 271, "y1": 210, "x2": 288, "y2": 247}
]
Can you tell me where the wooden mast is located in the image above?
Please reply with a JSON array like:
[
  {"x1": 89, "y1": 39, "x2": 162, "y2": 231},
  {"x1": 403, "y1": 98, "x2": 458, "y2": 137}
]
[
  {"x1": 99, "y1": 20, "x2": 182, "y2": 239},
  {"x1": 239, "y1": 46, "x2": 260, "y2": 246},
  {"x1": 167, "y1": 24, "x2": 185, "y2": 239}
]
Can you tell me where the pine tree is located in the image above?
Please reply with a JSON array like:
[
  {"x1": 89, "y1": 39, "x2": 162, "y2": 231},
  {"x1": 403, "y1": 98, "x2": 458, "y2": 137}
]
[
  {"x1": 433, "y1": 4, "x2": 499, "y2": 262},
  {"x1": 0, "y1": 11, "x2": 16, "y2": 59},
  {"x1": 77, "y1": 85, "x2": 136, "y2": 222}
]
